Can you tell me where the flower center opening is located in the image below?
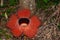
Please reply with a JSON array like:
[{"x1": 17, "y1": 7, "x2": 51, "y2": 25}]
[{"x1": 18, "y1": 18, "x2": 29, "y2": 27}]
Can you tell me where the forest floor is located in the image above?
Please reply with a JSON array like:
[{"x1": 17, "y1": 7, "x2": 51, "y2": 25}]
[{"x1": 0, "y1": 0, "x2": 60, "y2": 40}]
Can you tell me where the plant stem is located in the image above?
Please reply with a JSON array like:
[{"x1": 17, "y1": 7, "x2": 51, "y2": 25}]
[{"x1": 1, "y1": 0, "x2": 3, "y2": 6}]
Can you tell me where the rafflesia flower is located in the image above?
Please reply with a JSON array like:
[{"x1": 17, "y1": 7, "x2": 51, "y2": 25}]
[{"x1": 6, "y1": 9, "x2": 41, "y2": 38}]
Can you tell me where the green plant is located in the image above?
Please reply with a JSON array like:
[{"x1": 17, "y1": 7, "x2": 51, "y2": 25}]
[
  {"x1": 9, "y1": 0, "x2": 18, "y2": 6},
  {"x1": 0, "y1": 38, "x2": 2, "y2": 40},
  {"x1": 36, "y1": 0, "x2": 60, "y2": 9}
]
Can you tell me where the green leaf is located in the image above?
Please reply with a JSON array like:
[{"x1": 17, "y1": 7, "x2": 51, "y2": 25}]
[
  {"x1": 9, "y1": 0, "x2": 17, "y2": 6},
  {"x1": 6, "y1": 8, "x2": 11, "y2": 13},
  {"x1": 1, "y1": 13, "x2": 5, "y2": 17},
  {"x1": 36, "y1": 0, "x2": 42, "y2": 9},
  {"x1": 43, "y1": 0, "x2": 49, "y2": 3},
  {"x1": 0, "y1": 38, "x2": 2, "y2": 40},
  {"x1": 53, "y1": 0, "x2": 59, "y2": 5},
  {"x1": 36, "y1": 0, "x2": 60, "y2": 9}
]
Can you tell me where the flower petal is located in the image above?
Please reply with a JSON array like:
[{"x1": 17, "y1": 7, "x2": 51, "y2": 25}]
[
  {"x1": 11, "y1": 28, "x2": 22, "y2": 37},
  {"x1": 30, "y1": 16, "x2": 41, "y2": 28},
  {"x1": 6, "y1": 14, "x2": 18, "y2": 30},
  {"x1": 17, "y1": 9, "x2": 30, "y2": 18},
  {"x1": 24, "y1": 26, "x2": 37, "y2": 38},
  {"x1": 24, "y1": 16, "x2": 41, "y2": 38}
]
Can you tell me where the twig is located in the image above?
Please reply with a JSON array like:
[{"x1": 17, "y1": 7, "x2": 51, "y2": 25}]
[{"x1": 5, "y1": 12, "x2": 8, "y2": 19}]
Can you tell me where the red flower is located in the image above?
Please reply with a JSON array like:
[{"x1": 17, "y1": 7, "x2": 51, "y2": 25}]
[{"x1": 6, "y1": 9, "x2": 41, "y2": 38}]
